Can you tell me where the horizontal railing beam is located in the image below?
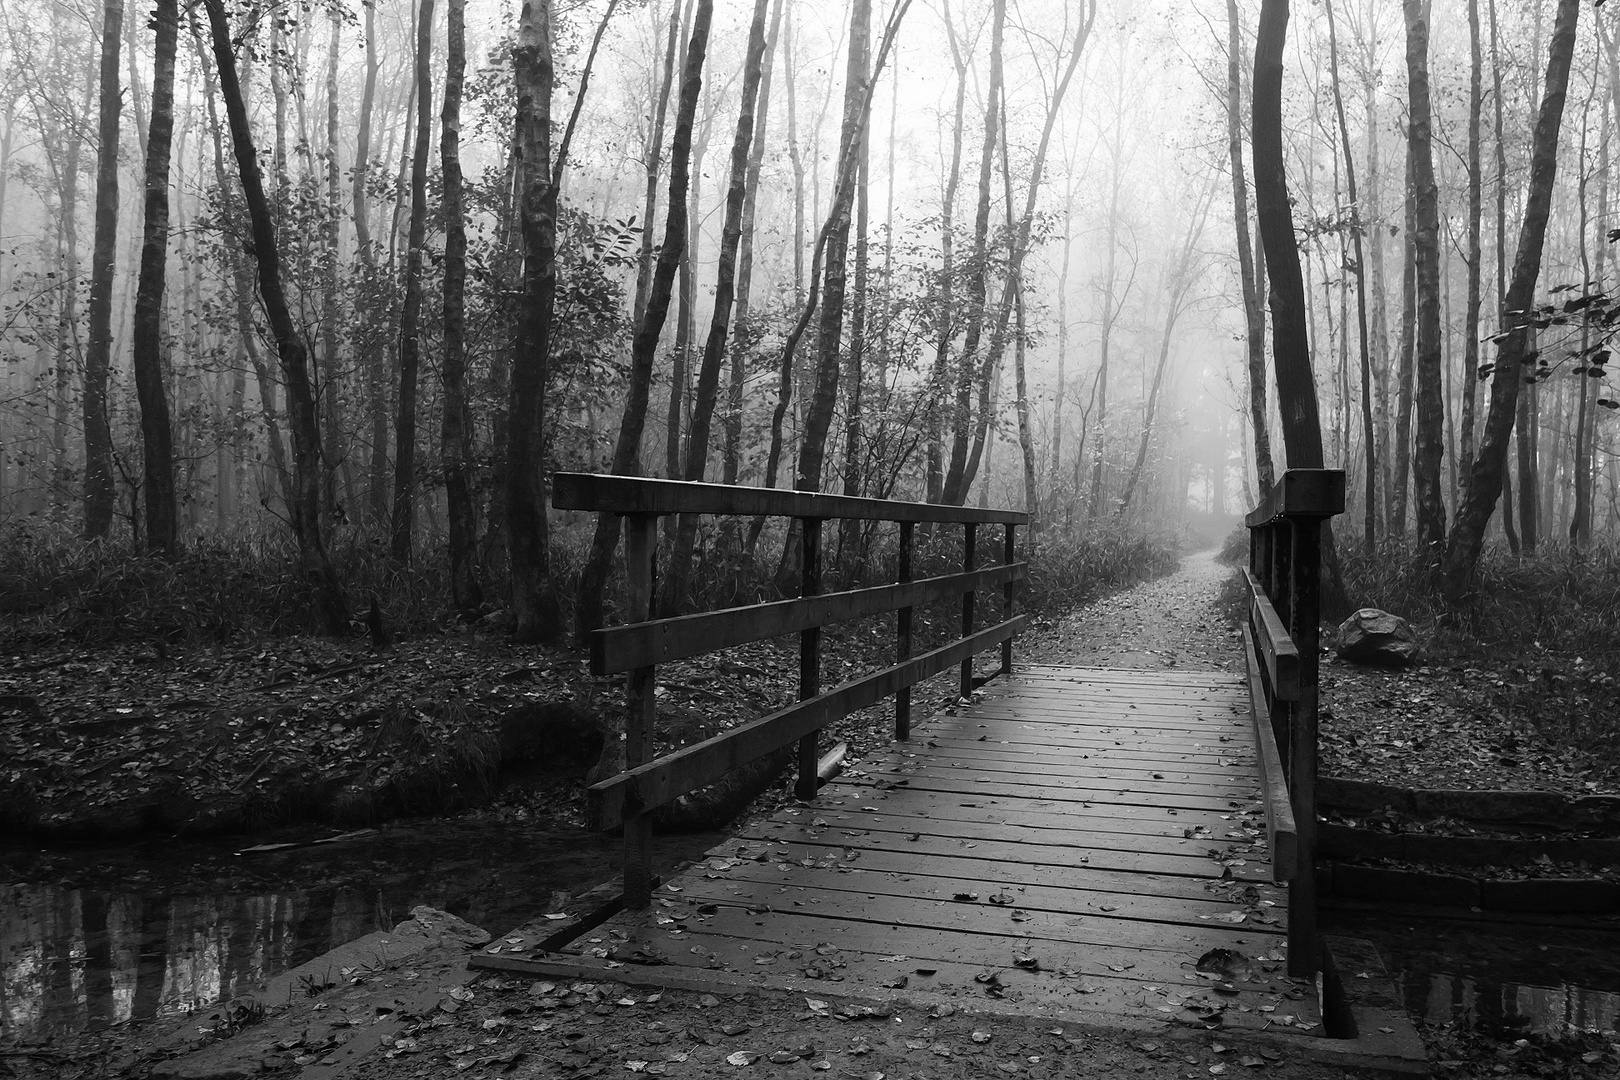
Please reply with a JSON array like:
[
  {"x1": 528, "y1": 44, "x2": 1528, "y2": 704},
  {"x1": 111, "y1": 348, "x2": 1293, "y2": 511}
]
[
  {"x1": 1243, "y1": 469, "x2": 1347, "y2": 527},
  {"x1": 1243, "y1": 569, "x2": 1300, "y2": 701},
  {"x1": 1243, "y1": 624, "x2": 1299, "y2": 882},
  {"x1": 553, "y1": 473, "x2": 1029, "y2": 525},
  {"x1": 592, "y1": 564, "x2": 1028, "y2": 674},
  {"x1": 586, "y1": 616, "x2": 1027, "y2": 831}
]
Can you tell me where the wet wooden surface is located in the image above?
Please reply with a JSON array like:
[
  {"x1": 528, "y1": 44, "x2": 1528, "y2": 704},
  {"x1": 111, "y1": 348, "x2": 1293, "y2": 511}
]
[{"x1": 558, "y1": 665, "x2": 1321, "y2": 1032}]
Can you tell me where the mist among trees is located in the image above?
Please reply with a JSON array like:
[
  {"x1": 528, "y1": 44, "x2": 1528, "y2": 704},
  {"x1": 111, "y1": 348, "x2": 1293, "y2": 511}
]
[{"x1": 1, "y1": 0, "x2": 1616, "y2": 632}]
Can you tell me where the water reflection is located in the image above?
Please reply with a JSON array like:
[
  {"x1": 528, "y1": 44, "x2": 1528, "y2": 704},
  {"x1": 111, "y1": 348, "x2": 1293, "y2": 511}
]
[
  {"x1": 2, "y1": 823, "x2": 723, "y2": 1039},
  {"x1": 1324, "y1": 907, "x2": 1620, "y2": 1038},
  {"x1": 1, "y1": 883, "x2": 375, "y2": 1037},
  {"x1": 1395, "y1": 969, "x2": 1620, "y2": 1036}
]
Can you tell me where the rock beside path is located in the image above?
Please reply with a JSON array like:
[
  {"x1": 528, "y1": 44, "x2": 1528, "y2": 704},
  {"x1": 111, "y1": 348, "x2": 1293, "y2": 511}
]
[{"x1": 1335, "y1": 609, "x2": 1419, "y2": 668}]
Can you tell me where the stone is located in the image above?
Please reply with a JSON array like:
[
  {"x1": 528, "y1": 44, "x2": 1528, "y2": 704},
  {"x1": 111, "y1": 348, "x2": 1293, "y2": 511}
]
[{"x1": 1335, "y1": 608, "x2": 1419, "y2": 668}]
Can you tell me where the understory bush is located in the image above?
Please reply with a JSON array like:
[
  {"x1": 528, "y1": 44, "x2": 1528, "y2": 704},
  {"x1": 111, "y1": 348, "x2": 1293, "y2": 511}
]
[
  {"x1": 1337, "y1": 539, "x2": 1620, "y2": 770},
  {"x1": 1022, "y1": 521, "x2": 1181, "y2": 613},
  {"x1": 1, "y1": 511, "x2": 1182, "y2": 646},
  {"x1": 1337, "y1": 540, "x2": 1620, "y2": 666},
  {"x1": 0, "y1": 524, "x2": 456, "y2": 645}
]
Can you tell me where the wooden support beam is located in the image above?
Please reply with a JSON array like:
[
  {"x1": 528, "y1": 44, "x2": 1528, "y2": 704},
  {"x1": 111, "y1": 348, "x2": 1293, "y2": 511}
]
[
  {"x1": 797, "y1": 518, "x2": 822, "y2": 801},
  {"x1": 960, "y1": 524, "x2": 976, "y2": 700},
  {"x1": 896, "y1": 521, "x2": 914, "y2": 741},
  {"x1": 621, "y1": 514, "x2": 658, "y2": 910}
]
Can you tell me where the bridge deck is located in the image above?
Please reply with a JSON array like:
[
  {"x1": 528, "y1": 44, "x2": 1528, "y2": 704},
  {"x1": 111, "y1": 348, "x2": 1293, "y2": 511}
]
[{"x1": 506, "y1": 665, "x2": 1319, "y2": 1033}]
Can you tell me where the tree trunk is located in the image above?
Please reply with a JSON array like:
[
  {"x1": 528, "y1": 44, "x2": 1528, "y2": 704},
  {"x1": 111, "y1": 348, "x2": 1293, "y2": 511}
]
[
  {"x1": 508, "y1": 0, "x2": 566, "y2": 642},
  {"x1": 1441, "y1": 0, "x2": 1579, "y2": 601},
  {"x1": 1323, "y1": 0, "x2": 1375, "y2": 549},
  {"x1": 1253, "y1": 0, "x2": 1325, "y2": 468},
  {"x1": 745, "y1": 0, "x2": 911, "y2": 556},
  {"x1": 1229, "y1": 0, "x2": 1275, "y2": 496},
  {"x1": 942, "y1": 0, "x2": 1003, "y2": 506},
  {"x1": 795, "y1": 0, "x2": 871, "y2": 502},
  {"x1": 724, "y1": 0, "x2": 785, "y2": 485},
  {"x1": 662, "y1": 0, "x2": 773, "y2": 611},
  {"x1": 441, "y1": 0, "x2": 482, "y2": 613},
  {"x1": 203, "y1": 0, "x2": 349, "y2": 633},
  {"x1": 131, "y1": 0, "x2": 178, "y2": 553},
  {"x1": 573, "y1": 0, "x2": 714, "y2": 638},
  {"x1": 1460, "y1": 0, "x2": 1483, "y2": 500},
  {"x1": 633, "y1": 0, "x2": 685, "y2": 323},
  {"x1": 390, "y1": 0, "x2": 435, "y2": 562},
  {"x1": 1392, "y1": 153, "x2": 1417, "y2": 536},
  {"x1": 83, "y1": 0, "x2": 123, "y2": 539},
  {"x1": 1405, "y1": 0, "x2": 1447, "y2": 557},
  {"x1": 927, "y1": 0, "x2": 971, "y2": 504},
  {"x1": 322, "y1": 8, "x2": 350, "y2": 523}
]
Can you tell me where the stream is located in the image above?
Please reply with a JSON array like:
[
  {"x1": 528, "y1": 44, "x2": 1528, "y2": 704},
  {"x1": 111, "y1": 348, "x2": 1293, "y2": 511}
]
[
  {"x1": 0, "y1": 814, "x2": 720, "y2": 1039},
  {"x1": 1323, "y1": 907, "x2": 1620, "y2": 1037}
]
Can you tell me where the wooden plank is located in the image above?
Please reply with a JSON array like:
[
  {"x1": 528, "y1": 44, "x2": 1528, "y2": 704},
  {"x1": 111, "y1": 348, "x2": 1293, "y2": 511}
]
[
  {"x1": 1243, "y1": 568, "x2": 1300, "y2": 701},
  {"x1": 620, "y1": 890, "x2": 1281, "y2": 963},
  {"x1": 792, "y1": 798, "x2": 1266, "y2": 849},
  {"x1": 841, "y1": 770, "x2": 1255, "y2": 811},
  {"x1": 1242, "y1": 468, "x2": 1347, "y2": 527},
  {"x1": 835, "y1": 786, "x2": 1258, "y2": 832},
  {"x1": 850, "y1": 763, "x2": 1253, "y2": 802},
  {"x1": 592, "y1": 563, "x2": 1026, "y2": 674},
  {"x1": 890, "y1": 737, "x2": 1253, "y2": 772},
  {"x1": 754, "y1": 804, "x2": 1256, "y2": 860},
  {"x1": 553, "y1": 472, "x2": 1028, "y2": 525},
  {"x1": 719, "y1": 835, "x2": 1276, "y2": 906},
  {"x1": 707, "y1": 839, "x2": 1283, "y2": 905},
  {"x1": 1243, "y1": 623, "x2": 1298, "y2": 882},
  {"x1": 1014, "y1": 665, "x2": 1245, "y2": 684},
  {"x1": 670, "y1": 867, "x2": 1276, "y2": 939},
  {"x1": 741, "y1": 820, "x2": 1270, "y2": 881},
  {"x1": 860, "y1": 750, "x2": 1251, "y2": 783},
  {"x1": 587, "y1": 617, "x2": 1026, "y2": 829}
]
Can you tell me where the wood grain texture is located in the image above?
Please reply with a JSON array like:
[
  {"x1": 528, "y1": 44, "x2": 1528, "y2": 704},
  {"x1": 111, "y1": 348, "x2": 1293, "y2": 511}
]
[{"x1": 546, "y1": 664, "x2": 1315, "y2": 1028}]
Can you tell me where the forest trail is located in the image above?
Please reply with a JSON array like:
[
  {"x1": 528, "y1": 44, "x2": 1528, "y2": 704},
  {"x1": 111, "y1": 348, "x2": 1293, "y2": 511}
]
[{"x1": 1022, "y1": 548, "x2": 1240, "y2": 673}]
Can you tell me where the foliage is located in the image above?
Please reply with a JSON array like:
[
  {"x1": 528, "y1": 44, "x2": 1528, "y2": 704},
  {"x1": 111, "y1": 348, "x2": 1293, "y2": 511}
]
[
  {"x1": 1022, "y1": 522, "x2": 1181, "y2": 614},
  {"x1": 1339, "y1": 540, "x2": 1620, "y2": 771},
  {"x1": 0, "y1": 524, "x2": 462, "y2": 645}
]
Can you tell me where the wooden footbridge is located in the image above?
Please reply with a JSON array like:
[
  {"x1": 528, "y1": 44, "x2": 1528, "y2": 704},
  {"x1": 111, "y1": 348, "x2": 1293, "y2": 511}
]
[{"x1": 474, "y1": 470, "x2": 1346, "y2": 1035}]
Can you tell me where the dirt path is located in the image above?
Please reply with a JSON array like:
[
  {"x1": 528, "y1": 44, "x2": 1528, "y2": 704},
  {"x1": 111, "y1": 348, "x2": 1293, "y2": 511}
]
[{"x1": 1020, "y1": 550, "x2": 1239, "y2": 673}]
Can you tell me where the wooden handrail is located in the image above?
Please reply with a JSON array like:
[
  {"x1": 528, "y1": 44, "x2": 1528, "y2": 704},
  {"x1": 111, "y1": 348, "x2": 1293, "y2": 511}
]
[
  {"x1": 555, "y1": 472, "x2": 1029, "y2": 525},
  {"x1": 591, "y1": 563, "x2": 1027, "y2": 674},
  {"x1": 587, "y1": 617, "x2": 1025, "y2": 830},
  {"x1": 1242, "y1": 568, "x2": 1300, "y2": 700},
  {"x1": 554, "y1": 474, "x2": 1026, "y2": 909},
  {"x1": 1243, "y1": 468, "x2": 1344, "y2": 980}
]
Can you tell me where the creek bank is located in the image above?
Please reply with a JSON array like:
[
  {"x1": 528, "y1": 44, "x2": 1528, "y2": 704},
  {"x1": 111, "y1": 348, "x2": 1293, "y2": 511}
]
[{"x1": 1317, "y1": 776, "x2": 1620, "y2": 913}]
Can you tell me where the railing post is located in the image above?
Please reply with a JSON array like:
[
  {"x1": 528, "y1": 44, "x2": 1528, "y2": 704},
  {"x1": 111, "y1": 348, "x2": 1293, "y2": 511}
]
[
  {"x1": 896, "y1": 520, "x2": 914, "y2": 740},
  {"x1": 621, "y1": 513, "x2": 658, "y2": 909},
  {"x1": 1286, "y1": 513, "x2": 1323, "y2": 979},
  {"x1": 960, "y1": 523, "x2": 977, "y2": 699},
  {"x1": 1001, "y1": 524, "x2": 1015, "y2": 675},
  {"x1": 796, "y1": 517, "x2": 822, "y2": 800}
]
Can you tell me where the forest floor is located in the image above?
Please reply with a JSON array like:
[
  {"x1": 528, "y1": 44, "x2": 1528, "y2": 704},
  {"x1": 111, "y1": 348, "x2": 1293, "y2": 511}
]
[
  {"x1": 3, "y1": 548, "x2": 1617, "y2": 846},
  {"x1": 4, "y1": 550, "x2": 1619, "y2": 1079}
]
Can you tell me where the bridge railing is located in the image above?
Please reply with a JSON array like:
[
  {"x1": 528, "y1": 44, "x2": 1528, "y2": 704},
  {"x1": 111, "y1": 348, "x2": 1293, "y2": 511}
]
[
  {"x1": 1241, "y1": 468, "x2": 1345, "y2": 978},
  {"x1": 552, "y1": 474, "x2": 1029, "y2": 908}
]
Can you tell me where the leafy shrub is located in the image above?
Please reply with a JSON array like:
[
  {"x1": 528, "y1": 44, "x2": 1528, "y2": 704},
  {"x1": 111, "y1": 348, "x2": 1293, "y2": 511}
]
[
  {"x1": 1216, "y1": 525, "x2": 1249, "y2": 566},
  {"x1": 0, "y1": 523, "x2": 458, "y2": 645},
  {"x1": 1022, "y1": 521, "x2": 1180, "y2": 613}
]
